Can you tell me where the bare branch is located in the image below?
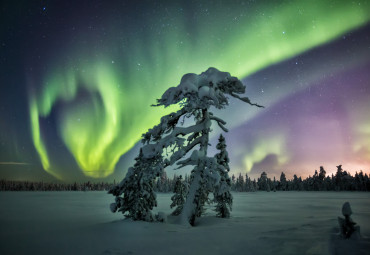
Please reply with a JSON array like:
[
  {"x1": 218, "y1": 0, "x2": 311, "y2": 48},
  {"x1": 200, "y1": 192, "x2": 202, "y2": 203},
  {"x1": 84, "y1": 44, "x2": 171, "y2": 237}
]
[{"x1": 230, "y1": 92, "x2": 264, "y2": 108}]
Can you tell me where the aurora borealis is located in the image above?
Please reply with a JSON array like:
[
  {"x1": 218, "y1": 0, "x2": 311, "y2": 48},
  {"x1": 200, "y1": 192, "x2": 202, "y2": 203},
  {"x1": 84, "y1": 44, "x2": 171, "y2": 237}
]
[{"x1": 0, "y1": 0, "x2": 369, "y2": 181}]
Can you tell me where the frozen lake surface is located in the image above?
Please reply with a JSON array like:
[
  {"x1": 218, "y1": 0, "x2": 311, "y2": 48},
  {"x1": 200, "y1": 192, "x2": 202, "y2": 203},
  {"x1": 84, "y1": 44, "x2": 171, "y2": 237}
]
[{"x1": 0, "y1": 191, "x2": 369, "y2": 255}]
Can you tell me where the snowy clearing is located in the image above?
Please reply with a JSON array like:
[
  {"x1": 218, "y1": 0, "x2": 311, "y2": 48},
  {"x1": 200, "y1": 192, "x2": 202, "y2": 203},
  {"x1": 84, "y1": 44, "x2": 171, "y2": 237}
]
[{"x1": 0, "y1": 191, "x2": 369, "y2": 255}]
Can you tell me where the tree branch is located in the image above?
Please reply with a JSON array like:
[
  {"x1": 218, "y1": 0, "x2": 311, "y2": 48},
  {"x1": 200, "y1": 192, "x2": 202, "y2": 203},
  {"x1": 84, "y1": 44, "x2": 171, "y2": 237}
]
[{"x1": 230, "y1": 92, "x2": 264, "y2": 108}]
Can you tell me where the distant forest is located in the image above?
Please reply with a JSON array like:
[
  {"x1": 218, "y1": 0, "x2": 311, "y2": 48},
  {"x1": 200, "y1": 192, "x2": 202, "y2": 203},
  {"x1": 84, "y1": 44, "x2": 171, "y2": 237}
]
[{"x1": 1, "y1": 165, "x2": 369, "y2": 192}]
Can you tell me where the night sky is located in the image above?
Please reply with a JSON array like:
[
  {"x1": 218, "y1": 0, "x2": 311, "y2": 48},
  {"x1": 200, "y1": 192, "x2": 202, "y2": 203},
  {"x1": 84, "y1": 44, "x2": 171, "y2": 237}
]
[{"x1": 0, "y1": 0, "x2": 369, "y2": 182}]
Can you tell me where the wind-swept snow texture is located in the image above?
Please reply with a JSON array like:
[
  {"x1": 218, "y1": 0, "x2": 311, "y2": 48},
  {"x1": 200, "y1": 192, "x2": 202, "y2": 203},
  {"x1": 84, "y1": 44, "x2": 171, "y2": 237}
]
[{"x1": 1, "y1": 192, "x2": 369, "y2": 255}]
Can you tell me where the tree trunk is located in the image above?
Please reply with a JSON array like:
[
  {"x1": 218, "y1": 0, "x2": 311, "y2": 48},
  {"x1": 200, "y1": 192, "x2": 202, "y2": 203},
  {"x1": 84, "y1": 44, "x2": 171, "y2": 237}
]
[
  {"x1": 178, "y1": 109, "x2": 210, "y2": 226},
  {"x1": 178, "y1": 171, "x2": 201, "y2": 226}
]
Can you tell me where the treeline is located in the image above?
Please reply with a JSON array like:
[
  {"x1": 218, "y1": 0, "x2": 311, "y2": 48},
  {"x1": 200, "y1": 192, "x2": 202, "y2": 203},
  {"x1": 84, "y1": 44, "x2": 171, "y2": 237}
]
[
  {"x1": 1, "y1": 165, "x2": 369, "y2": 192},
  {"x1": 0, "y1": 177, "x2": 178, "y2": 192},
  {"x1": 230, "y1": 165, "x2": 370, "y2": 192},
  {"x1": 156, "y1": 165, "x2": 370, "y2": 192},
  {"x1": 0, "y1": 180, "x2": 115, "y2": 191}
]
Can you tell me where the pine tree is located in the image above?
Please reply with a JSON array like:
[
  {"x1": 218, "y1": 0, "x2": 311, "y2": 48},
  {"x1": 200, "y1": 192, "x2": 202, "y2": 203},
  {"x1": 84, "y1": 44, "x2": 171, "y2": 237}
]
[
  {"x1": 231, "y1": 174, "x2": 236, "y2": 191},
  {"x1": 236, "y1": 173, "x2": 244, "y2": 192},
  {"x1": 258, "y1": 172, "x2": 268, "y2": 191},
  {"x1": 253, "y1": 179, "x2": 259, "y2": 191},
  {"x1": 292, "y1": 174, "x2": 299, "y2": 190},
  {"x1": 312, "y1": 170, "x2": 319, "y2": 191},
  {"x1": 266, "y1": 178, "x2": 271, "y2": 192},
  {"x1": 280, "y1": 172, "x2": 287, "y2": 191},
  {"x1": 110, "y1": 68, "x2": 262, "y2": 225},
  {"x1": 170, "y1": 175, "x2": 188, "y2": 216},
  {"x1": 142, "y1": 68, "x2": 262, "y2": 225},
  {"x1": 318, "y1": 166, "x2": 326, "y2": 190},
  {"x1": 214, "y1": 134, "x2": 233, "y2": 218},
  {"x1": 244, "y1": 173, "x2": 249, "y2": 191},
  {"x1": 335, "y1": 164, "x2": 344, "y2": 191},
  {"x1": 365, "y1": 173, "x2": 370, "y2": 191},
  {"x1": 108, "y1": 149, "x2": 163, "y2": 221}
]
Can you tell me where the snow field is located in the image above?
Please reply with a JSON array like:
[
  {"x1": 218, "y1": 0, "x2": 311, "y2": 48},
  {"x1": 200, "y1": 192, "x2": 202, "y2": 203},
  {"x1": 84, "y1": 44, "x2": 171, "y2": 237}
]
[{"x1": 0, "y1": 191, "x2": 369, "y2": 255}]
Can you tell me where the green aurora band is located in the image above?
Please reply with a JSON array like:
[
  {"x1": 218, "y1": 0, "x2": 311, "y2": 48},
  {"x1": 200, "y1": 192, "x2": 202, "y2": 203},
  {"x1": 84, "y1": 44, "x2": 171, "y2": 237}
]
[{"x1": 29, "y1": 1, "x2": 370, "y2": 179}]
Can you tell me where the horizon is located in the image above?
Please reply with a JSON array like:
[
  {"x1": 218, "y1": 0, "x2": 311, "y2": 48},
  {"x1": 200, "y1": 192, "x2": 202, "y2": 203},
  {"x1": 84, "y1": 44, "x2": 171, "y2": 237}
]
[{"x1": 1, "y1": 163, "x2": 368, "y2": 184}]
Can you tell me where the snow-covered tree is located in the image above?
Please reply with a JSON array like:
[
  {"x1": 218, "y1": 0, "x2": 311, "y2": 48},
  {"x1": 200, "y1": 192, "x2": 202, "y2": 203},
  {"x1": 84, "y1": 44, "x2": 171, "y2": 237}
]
[
  {"x1": 141, "y1": 68, "x2": 262, "y2": 225},
  {"x1": 214, "y1": 134, "x2": 233, "y2": 218},
  {"x1": 170, "y1": 175, "x2": 188, "y2": 216},
  {"x1": 108, "y1": 149, "x2": 163, "y2": 221}
]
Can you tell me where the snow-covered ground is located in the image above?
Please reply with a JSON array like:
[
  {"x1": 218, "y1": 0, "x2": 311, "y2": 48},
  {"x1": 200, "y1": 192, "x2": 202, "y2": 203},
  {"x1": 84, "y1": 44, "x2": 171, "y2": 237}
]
[{"x1": 0, "y1": 191, "x2": 369, "y2": 255}]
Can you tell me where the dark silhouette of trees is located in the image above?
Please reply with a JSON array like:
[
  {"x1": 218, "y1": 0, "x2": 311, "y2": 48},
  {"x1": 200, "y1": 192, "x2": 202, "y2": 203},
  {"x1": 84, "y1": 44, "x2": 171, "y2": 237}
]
[
  {"x1": 227, "y1": 165, "x2": 369, "y2": 192},
  {"x1": 279, "y1": 172, "x2": 287, "y2": 191},
  {"x1": 1, "y1": 165, "x2": 369, "y2": 193},
  {"x1": 0, "y1": 179, "x2": 115, "y2": 191}
]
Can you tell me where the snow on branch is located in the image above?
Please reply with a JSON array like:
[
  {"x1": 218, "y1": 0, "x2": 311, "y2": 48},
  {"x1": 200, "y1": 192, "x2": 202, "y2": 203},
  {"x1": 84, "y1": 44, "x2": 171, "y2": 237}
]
[
  {"x1": 141, "y1": 118, "x2": 209, "y2": 159},
  {"x1": 210, "y1": 115, "x2": 229, "y2": 132},
  {"x1": 142, "y1": 108, "x2": 187, "y2": 144},
  {"x1": 153, "y1": 67, "x2": 264, "y2": 109},
  {"x1": 166, "y1": 136, "x2": 203, "y2": 166}
]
